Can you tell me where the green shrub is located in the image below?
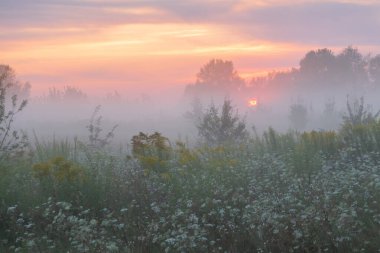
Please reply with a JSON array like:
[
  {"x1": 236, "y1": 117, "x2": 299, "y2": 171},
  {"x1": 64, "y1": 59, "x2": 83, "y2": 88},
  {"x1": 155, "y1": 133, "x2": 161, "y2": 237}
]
[{"x1": 197, "y1": 99, "x2": 248, "y2": 146}]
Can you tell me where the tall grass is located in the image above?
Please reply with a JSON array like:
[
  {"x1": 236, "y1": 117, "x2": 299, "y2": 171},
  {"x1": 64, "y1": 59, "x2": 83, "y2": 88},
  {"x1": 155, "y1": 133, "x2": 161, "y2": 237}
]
[
  {"x1": 32, "y1": 132, "x2": 78, "y2": 162},
  {"x1": 1, "y1": 118, "x2": 380, "y2": 252}
]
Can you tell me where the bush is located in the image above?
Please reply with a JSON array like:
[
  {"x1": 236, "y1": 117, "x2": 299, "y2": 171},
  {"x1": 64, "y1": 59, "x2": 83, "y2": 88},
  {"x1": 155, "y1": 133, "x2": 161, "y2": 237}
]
[
  {"x1": 131, "y1": 132, "x2": 172, "y2": 177},
  {"x1": 197, "y1": 99, "x2": 248, "y2": 146},
  {"x1": 342, "y1": 97, "x2": 380, "y2": 126},
  {"x1": 0, "y1": 65, "x2": 28, "y2": 161}
]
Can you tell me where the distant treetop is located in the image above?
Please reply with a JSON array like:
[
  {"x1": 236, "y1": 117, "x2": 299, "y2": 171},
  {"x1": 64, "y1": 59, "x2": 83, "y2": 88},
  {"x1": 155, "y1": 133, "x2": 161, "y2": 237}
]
[{"x1": 185, "y1": 59, "x2": 244, "y2": 101}]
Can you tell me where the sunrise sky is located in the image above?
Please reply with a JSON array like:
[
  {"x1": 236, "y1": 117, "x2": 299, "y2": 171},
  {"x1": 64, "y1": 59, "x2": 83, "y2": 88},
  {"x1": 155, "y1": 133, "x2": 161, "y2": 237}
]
[{"x1": 1, "y1": 0, "x2": 380, "y2": 96}]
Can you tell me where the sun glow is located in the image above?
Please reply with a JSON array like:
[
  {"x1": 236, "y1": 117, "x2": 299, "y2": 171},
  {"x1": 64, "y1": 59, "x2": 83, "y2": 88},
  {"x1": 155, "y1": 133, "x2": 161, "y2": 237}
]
[
  {"x1": 0, "y1": 11, "x2": 314, "y2": 97},
  {"x1": 248, "y1": 98, "x2": 258, "y2": 107}
]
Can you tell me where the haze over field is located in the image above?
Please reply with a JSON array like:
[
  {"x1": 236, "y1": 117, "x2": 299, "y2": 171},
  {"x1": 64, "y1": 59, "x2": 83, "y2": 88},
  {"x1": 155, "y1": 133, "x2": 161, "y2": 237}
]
[
  {"x1": 1, "y1": 0, "x2": 380, "y2": 142},
  {"x1": 2, "y1": 1, "x2": 380, "y2": 252}
]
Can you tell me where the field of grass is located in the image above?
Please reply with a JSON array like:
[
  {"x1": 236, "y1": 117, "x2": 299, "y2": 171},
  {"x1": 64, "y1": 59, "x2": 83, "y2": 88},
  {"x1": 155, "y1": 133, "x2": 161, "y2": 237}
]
[{"x1": 1, "y1": 119, "x2": 380, "y2": 252}]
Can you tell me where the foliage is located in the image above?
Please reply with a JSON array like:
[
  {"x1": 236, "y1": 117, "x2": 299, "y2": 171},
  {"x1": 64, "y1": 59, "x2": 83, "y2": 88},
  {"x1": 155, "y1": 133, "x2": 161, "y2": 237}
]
[
  {"x1": 31, "y1": 156, "x2": 85, "y2": 201},
  {"x1": 86, "y1": 105, "x2": 118, "y2": 150},
  {"x1": 288, "y1": 131, "x2": 339, "y2": 177},
  {"x1": 0, "y1": 65, "x2": 28, "y2": 161},
  {"x1": 32, "y1": 156, "x2": 84, "y2": 182},
  {"x1": 196, "y1": 59, "x2": 243, "y2": 88},
  {"x1": 336, "y1": 46, "x2": 368, "y2": 87},
  {"x1": 46, "y1": 86, "x2": 87, "y2": 103},
  {"x1": 2, "y1": 95, "x2": 380, "y2": 252},
  {"x1": 248, "y1": 46, "x2": 380, "y2": 97},
  {"x1": 261, "y1": 127, "x2": 296, "y2": 153},
  {"x1": 342, "y1": 97, "x2": 380, "y2": 126},
  {"x1": 184, "y1": 59, "x2": 244, "y2": 100},
  {"x1": 299, "y1": 48, "x2": 337, "y2": 88},
  {"x1": 2, "y1": 126, "x2": 380, "y2": 252},
  {"x1": 131, "y1": 132, "x2": 172, "y2": 176},
  {"x1": 197, "y1": 99, "x2": 248, "y2": 146}
]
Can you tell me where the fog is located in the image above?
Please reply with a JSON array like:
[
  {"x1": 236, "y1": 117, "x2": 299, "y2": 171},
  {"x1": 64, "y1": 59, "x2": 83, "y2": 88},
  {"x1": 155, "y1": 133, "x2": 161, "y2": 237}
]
[
  {"x1": 3, "y1": 0, "x2": 380, "y2": 250},
  {"x1": 8, "y1": 46, "x2": 380, "y2": 147}
]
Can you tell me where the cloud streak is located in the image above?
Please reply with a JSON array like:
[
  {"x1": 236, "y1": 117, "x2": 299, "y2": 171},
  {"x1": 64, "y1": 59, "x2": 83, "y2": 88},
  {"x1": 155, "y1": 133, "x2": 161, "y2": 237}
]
[
  {"x1": 1, "y1": 0, "x2": 379, "y2": 95},
  {"x1": 1, "y1": 0, "x2": 379, "y2": 44}
]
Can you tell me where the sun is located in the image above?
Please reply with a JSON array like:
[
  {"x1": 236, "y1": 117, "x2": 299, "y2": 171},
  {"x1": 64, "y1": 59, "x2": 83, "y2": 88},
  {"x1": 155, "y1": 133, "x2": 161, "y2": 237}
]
[{"x1": 248, "y1": 98, "x2": 258, "y2": 107}]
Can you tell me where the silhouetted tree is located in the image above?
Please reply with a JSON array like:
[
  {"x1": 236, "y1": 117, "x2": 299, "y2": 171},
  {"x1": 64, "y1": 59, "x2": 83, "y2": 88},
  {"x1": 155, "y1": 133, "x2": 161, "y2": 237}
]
[
  {"x1": 0, "y1": 65, "x2": 28, "y2": 160},
  {"x1": 197, "y1": 99, "x2": 248, "y2": 146},
  {"x1": 46, "y1": 86, "x2": 87, "y2": 103},
  {"x1": 248, "y1": 46, "x2": 375, "y2": 98},
  {"x1": 62, "y1": 86, "x2": 87, "y2": 101},
  {"x1": 342, "y1": 97, "x2": 380, "y2": 126},
  {"x1": 336, "y1": 46, "x2": 368, "y2": 88},
  {"x1": 0, "y1": 65, "x2": 31, "y2": 101},
  {"x1": 298, "y1": 48, "x2": 337, "y2": 88},
  {"x1": 185, "y1": 59, "x2": 244, "y2": 100}
]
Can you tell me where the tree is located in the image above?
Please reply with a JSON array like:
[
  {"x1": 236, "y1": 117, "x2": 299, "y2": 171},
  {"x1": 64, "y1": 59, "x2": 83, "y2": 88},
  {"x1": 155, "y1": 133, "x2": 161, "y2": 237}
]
[
  {"x1": 0, "y1": 65, "x2": 28, "y2": 160},
  {"x1": 336, "y1": 46, "x2": 368, "y2": 88},
  {"x1": 185, "y1": 59, "x2": 244, "y2": 100},
  {"x1": 289, "y1": 103, "x2": 308, "y2": 131},
  {"x1": 197, "y1": 99, "x2": 248, "y2": 146},
  {"x1": 46, "y1": 86, "x2": 87, "y2": 103},
  {"x1": 369, "y1": 54, "x2": 380, "y2": 86},
  {"x1": 62, "y1": 86, "x2": 87, "y2": 101},
  {"x1": 295, "y1": 47, "x2": 373, "y2": 91},
  {"x1": 342, "y1": 97, "x2": 379, "y2": 126},
  {"x1": 298, "y1": 48, "x2": 337, "y2": 88}
]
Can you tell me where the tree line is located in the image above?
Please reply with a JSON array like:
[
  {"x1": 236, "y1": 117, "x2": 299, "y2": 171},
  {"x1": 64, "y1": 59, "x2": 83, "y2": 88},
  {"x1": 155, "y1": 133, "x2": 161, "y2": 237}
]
[{"x1": 185, "y1": 46, "x2": 380, "y2": 100}]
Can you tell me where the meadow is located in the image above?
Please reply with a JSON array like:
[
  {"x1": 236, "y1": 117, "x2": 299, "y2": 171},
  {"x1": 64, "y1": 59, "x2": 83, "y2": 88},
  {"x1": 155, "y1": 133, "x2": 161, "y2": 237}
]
[
  {"x1": 2, "y1": 0, "x2": 380, "y2": 249},
  {"x1": 1, "y1": 99, "x2": 380, "y2": 253}
]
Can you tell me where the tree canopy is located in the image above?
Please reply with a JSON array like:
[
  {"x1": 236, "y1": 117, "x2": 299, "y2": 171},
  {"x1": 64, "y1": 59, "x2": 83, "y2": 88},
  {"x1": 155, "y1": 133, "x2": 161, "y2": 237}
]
[
  {"x1": 249, "y1": 46, "x2": 380, "y2": 95},
  {"x1": 185, "y1": 59, "x2": 244, "y2": 100},
  {"x1": 186, "y1": 47, "x2": 380, "y2": 105}
]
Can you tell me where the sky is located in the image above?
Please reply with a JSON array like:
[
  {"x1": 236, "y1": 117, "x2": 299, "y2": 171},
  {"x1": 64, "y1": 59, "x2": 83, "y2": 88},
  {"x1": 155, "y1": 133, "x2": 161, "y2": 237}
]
[{"x1": 1, "y1": 0, "x2": 380, "y2": 97}]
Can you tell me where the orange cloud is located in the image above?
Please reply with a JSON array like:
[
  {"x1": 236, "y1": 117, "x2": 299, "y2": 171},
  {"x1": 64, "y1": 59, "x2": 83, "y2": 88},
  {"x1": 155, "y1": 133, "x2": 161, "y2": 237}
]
[
  {"x1": 2, "y1": 22, "x2": 305, "y2": 62},
  {"x1": 0, "y1": 18, "x2": 345, "y2": 97},
  {"x1": 2, "y1": 0, "x2": 380, "y2": 97}
]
